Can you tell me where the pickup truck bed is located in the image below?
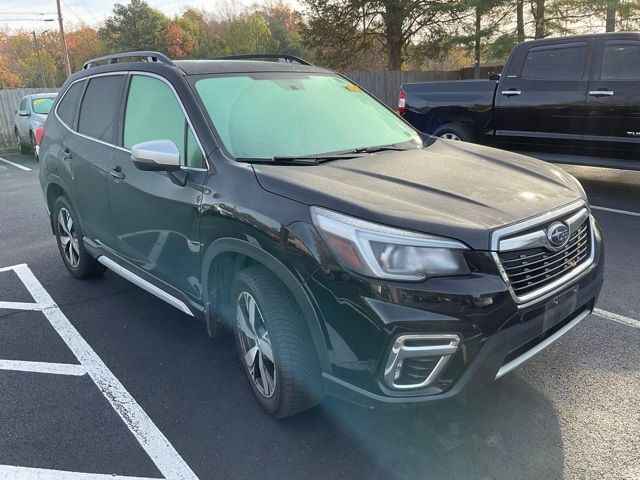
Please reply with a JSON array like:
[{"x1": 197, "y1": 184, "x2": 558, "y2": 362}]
[{"x1": 400, "y1": 32, "x2": 640, "y2": 168}]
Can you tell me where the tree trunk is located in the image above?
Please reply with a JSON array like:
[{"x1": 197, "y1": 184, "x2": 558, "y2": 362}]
[
  {"x1": 474, "y1": 5, "x2": 482, "y2": 79},
  {"x1": 534, "y1": 0, "x2": 545, "y2": 39},
  {"x1": 516, "y1": 0, "x2": 525, "y2": 42},
  {"x1": 387, "y1": 40, "x2": 403, "y2": 70},
  {"x1": 383, "y1": 1, "x2": 405, "y2": 70},
  {"x1": 605, "y1": 0, "x2": 618, "y2": 32}
]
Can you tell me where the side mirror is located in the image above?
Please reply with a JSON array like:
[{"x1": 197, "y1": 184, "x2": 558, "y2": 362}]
[
  {"x1": 131, "y1": 140, "x2": 181, "y2": 172},
  {"x1": 488, "y1": 73, "x2": 501, "y2": 81}
]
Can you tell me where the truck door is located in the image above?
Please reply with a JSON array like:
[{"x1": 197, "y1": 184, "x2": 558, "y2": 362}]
[
  {"x1": 584, "y1": 39, "x2": 640, "y2": 158},
  {"x1": 494, "y1": 41, "x2": 590, "y2": 151}
]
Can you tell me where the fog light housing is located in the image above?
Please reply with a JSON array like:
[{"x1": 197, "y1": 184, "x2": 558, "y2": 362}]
[{"x1": 383, "y1": 334, "x2": 460, "y2": 390}]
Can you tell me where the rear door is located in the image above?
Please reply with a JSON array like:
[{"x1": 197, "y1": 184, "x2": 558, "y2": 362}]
[
  {"x1": 107, "y1": 73, "x2": 207, "y2": 302},
  {"x1": 584, "y1": 39, "x2": 640, "y2": 157},
  {"x1": 64, "y1": 73, "x2": 126, "y2": 249},
  {"x1": 494, "y1": 41, "x2": 590, "y2": 150},
  {"x1": 16, "y1": 97, "x2": 30, "y2": 141}
]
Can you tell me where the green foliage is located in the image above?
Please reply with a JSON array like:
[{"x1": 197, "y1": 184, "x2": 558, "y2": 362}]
[
  {"x1": 99, "y1": 0, "x2": 170, "y2": 52},
  {"x1": 226, "y1": 13, "x2": 273, "y2": 55}
]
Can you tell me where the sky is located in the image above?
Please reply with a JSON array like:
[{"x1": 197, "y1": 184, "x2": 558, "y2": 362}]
[{"x1": 0, "y1": 0, "x2": 301, "y2": 32}]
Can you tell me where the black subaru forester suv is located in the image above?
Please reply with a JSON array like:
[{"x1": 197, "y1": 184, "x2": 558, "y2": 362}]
[{"x1": 39, "y1": 51, "x2": 604, "y2": 418}]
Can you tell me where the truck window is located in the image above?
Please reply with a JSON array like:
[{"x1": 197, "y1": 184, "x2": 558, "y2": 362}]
[
  {"x1": 601, "y1": 42, "x2": 640, "y2": 80},
  {"x1": 78, "y1": 75, "x2": 125, "y2": 144},
  {"x1": 521, "y1": 44, "x2": 587, "y2": 81}
]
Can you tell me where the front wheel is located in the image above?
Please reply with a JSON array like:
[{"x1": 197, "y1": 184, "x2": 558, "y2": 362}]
[
  {"x1": 231, "y1": 266, "x2": 323, "y2": 418},
  {"x1": 53, "y1": 196, "x2": 106, "y2": 279}
]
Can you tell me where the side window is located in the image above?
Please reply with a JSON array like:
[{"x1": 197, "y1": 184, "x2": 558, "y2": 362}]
[
  {"x1": 521, "y1": 44, "x2": 588, "y2": 81},
  {"x1": 123, "y1": 75, "x2": 204, "y2": 168},
  {"x1": 57, "y1": 81, "x2": 84, "y2": 127},
  {"x1": 78, "y1": 75, "x2": 125, "y2": 144},
  {"x1": 601, "y1": 43, "x2": 640, "y2": 80},
  {"x1": 19, "y1": 98, "x2": 27, "y2": 112}
]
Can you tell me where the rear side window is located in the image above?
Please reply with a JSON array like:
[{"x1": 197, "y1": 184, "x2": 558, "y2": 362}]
[
  {"x1": 19, "y1": 98, "x2": 28, "y2": 112},
  {"x1": 123, "y1": 75, "x2": 204, "y2": 168},
  {"x1": 78, "y1": 75, "x2": 125, "y2": 144},
  {"x1": 601, "y1": 42, "x2": 640, "y2": 80},
  {"x1": 57, "y1": 81, "x2": 84, "y2": 127},
  {"x1": 521, "y1": 44, "x2": 587, "y2": 81}
]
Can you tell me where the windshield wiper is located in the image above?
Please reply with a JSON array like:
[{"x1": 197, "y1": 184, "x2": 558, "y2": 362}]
[
  {"x1": 237, "y1": 153, "x2": 366, "y2": 165},
  {"x1": 352, "y1": 143, "x2": 417, "y2": 154}
]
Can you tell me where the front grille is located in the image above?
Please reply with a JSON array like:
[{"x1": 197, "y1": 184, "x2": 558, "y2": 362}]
[{"x1": 498, "y1": 219, "x2": 591, "y2": 298}]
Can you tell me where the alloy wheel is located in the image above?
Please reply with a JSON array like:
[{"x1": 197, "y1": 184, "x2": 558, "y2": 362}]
[
  {"x1": 57, "y1": 207, "x2": 80, "y2": 268},
  {"x1": 440, "y1": 133, "x2": 461, "y2": 141},
  {"x1": 236, "y1": 291, "x2": 277, "y2": 398}
]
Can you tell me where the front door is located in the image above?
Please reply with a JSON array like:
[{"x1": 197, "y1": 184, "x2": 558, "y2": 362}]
[
  {"x1": 584, "y1": 39, "x2": 640, "y2": 158},
  {"x1": 494, "y1": 41, "x2": 590, "y2": 151},
  {"x1": 108, "y1": 73, "x2": 207, "y2": 302}
]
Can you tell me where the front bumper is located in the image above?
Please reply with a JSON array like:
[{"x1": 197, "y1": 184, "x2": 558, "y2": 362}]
[{"x1": 307, "y1": 219, "x2": 604, "y2": 408}]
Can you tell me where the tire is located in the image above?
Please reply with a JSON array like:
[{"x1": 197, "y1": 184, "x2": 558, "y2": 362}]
[
  {"x1": 231, "y1": 266, "x2": 323, "y2": 418},
  {"x1": 16, "y1": 129, "x2": 29, "y2": 154},
  {"x1": 433, "y1": 123, "x2": 474, "y2": 142},
  {"x1": 30, "y1": 132, "x2": 38, "y2": 161},
  {"x1": 52, "y1": 196, "x2": 106, "y2": 279}
]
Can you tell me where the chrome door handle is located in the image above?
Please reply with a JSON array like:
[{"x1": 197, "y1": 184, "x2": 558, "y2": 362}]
[
  {"x1": 589, "y1": 90, "x2": 614, "y2": 97},
  {"x1": 109, "y1": 166, "x2": 125, "y2": 180},
  {"x1": 501, "y1": 90, "x2": 521, "y2": 96}
]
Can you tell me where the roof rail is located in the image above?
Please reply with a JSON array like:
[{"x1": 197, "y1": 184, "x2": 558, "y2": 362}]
[
  {"x1": 211, "y1": 54, "x2": 312, "y2": 66},
  {"x1": 82, "y1": 51, "x2": 175, "y2": 70}
]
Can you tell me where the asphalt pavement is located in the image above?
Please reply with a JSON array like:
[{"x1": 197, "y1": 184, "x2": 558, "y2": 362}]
[{"x1": 0, "y1": 152, "x2": 638, "y2": 480}]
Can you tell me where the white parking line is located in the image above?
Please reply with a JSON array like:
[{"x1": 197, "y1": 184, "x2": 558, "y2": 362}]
[
  {"x1": 0, "y1": 465, "x2": 162, "y2": 480},
  {"x1": 0, "y1": 359, "x2": 86, "y2": 376},
  {"x1": 0, "y1": 156, "x2": 31, "y2": 171},
  {"x1": 594, "y1": 308, "x2": 640, "y2": 329},
  {"x1": 591, "y1": 205, "x2": 640, "y2": 217},
  {"x1": 0, "y1": 264, "x2": 198, "y2": 480}
]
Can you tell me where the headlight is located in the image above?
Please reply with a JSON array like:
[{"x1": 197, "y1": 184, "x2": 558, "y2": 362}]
[{"x1": 311, "y1": 207, "x2": 470, "y2": 281}]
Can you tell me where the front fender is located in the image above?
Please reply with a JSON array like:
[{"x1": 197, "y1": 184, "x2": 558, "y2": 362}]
[{"x1": 201, "y1": 237, "x2": 332, "y2": 373}]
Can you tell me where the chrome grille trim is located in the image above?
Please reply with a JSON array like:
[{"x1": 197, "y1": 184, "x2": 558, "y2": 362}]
[{"x1": 490, "y1": 201, "x2": 596, "y2": 306}]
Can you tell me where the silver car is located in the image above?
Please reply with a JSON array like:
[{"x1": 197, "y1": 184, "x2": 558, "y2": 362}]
[{"x1": 14, "y1": 93, "x2": 57, "y2": 159}]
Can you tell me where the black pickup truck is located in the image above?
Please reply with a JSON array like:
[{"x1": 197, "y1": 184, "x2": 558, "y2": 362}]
[{"x1": 399, "y1": 32, "x2": 640, "y2": 167}]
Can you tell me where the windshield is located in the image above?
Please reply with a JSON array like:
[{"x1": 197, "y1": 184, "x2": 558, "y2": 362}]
[
  {"x1": 194, "y1": 73, "x2": 421, "y2": 159},
  {"x1": 32, "y1": 97, "x2": 55, "y2": 115}
]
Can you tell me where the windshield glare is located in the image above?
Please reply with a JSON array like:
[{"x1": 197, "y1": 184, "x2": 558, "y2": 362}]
[
  {"x1": 194, "y1": 73, "x2": 421, "y2": 159},
  {"x1": 32, "y1": 97, "x2": 55, "y2": 115}
]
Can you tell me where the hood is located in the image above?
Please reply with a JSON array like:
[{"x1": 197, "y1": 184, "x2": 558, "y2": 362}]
[{"x1": 252, "y1": 139, "x2": 584, "y2": 250}]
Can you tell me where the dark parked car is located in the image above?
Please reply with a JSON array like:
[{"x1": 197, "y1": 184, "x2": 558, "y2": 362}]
[
  {"x1": 39, "y1": 51, "x2": 603, "y2": 418},
  {"x1": 400, "y1": 32, "x2": 640, "y2": 168}
]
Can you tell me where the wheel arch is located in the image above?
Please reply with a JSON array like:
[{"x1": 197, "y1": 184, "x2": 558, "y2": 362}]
[
  {"x1": 202, "y1": 237, "x2": 332, "y2": 373},
  {"x1": 45, "y1": 177, "x2": 82, "y2": 235}
]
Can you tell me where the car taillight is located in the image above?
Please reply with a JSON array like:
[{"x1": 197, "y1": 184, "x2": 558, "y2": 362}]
[
  {"x1": 398, "y1": 90, "x2": 406, "y2": 116},
  {"x1": 34, "y1": 126, "x2": 45, "y2": 146}
]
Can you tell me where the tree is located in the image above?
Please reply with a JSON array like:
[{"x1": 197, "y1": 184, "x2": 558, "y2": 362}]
[
  {"x1": 99, "y1": 0, "x2": 170, "y2": 52},
  {"x1": 302, "y1": 0, "x2": 463, "y2": 70},
  {"x1": 165, "y1": 24, "x2": 195, "y2": 58},
  {"x1": 226, "y1": 12, "x2": 272, "y2": 55},
  {"x1": 66, "y1": 27, "x2": 104, "y2": 72}
]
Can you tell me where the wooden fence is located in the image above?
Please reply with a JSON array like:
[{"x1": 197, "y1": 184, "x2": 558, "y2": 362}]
[{"x1": 0, "y1": 88, "x2": 59, "y2": 150}]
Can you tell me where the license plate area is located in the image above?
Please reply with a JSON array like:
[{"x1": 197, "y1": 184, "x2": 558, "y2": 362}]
[{"x1": 543, "y1": 287, "x2": 578, "y2": 332}]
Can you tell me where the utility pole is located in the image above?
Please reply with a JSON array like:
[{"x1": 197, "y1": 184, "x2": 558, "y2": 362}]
[
  {"x1": 31, "y1": 31, "x2": 47, "y2": 88},
  {"x1": 56, "y1": 0, "x2": 72, "y2": 77}
]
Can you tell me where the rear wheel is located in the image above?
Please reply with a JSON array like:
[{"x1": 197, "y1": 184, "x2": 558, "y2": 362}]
[
  {"x1": 30, "y1": 132, "x2": 38, "y2": 161},
  {"x1": 16, "y1": 129, "x2": 29, "y2": 154},
  {"x1": 53, "y1": 196, "x2": 106, "y2": 279},
  {"x1": 433, "y1": 123, "x2": 474, "y2": 142},
  {"x1": 231, "y1": 266, "x2": 323, "y2": 418}
]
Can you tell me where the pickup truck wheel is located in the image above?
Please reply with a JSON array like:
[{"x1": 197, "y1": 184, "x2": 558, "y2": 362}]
[
  {"x1": 433, "y1": 123, "x2": 474, "y2": 142},
  {"x1": 232, "y1": 266, "x2": 323, "y2": 418},
  {"x1": 53, "y1": 196, "x2": 106, "y2": 279}
]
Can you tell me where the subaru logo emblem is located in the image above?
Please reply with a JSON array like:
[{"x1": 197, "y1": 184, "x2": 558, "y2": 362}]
[{"x1": 547, "y1": 222, "x2": 569, "y2": 248}]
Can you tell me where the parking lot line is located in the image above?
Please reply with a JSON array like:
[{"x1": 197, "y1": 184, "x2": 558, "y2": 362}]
[
  {"x1": 591, "y1": 205, "x2": 640, "y2": 217},
  {"x1": 0, "y1": 359, "x2": 86, "y2": 376},
  {"x1": 0, "y1": 301, "x2": 40, "y2": 311},
  {"x1": 0, "y1": 465, "x2": 162, "y2": 480},
  {"x1": 0, "y1": 157, "x2": 31, "y2": 171},
  {"x1": 594, "y1": 308, "x2": 640, "y2": 329},
  {"x1": 0, "y1": 264, "x2": 198, "y2": 480}
]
